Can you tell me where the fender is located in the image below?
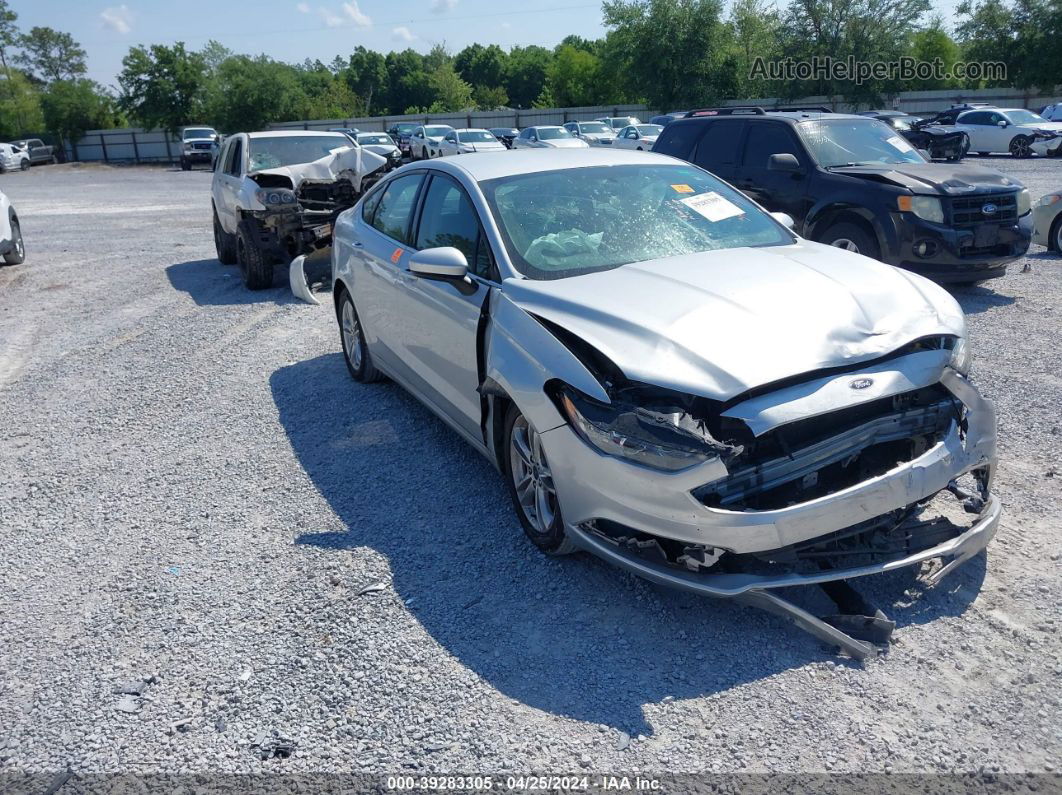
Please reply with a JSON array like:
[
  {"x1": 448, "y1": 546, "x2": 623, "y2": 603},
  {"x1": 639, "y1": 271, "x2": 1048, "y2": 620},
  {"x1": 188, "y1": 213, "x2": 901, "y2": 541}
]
[
  {"x1": 804, "y1": 200, "x2": 895, "y2": 260},
  {"x1": 483, "y1": 290, "x2": 610, "y2": 435}
]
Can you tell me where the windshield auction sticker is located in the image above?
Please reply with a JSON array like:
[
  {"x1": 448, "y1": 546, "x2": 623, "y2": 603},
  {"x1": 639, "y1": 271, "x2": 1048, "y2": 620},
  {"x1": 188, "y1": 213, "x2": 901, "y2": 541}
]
[
  {"x1": 679, "y1": 191, "x2": 745, "y2": 222},
  {"x1": 670, "y1": 183, "x2": 695, "y2": 193}
]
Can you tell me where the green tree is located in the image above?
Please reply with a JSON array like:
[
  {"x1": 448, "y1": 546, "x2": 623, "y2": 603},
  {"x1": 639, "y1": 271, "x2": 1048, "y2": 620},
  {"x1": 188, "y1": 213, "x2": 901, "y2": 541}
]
[
  {"x1": 295, "y1": 61, "x2": 361, "y2": 118},
  {"x1": 956, "y1": 0, "x2": 1060, "y2": 89},
  {"x1": 728, "y1": 0, "x2": 783, "y2": 97},
  {"x1": 15, "y1": 26, "x2": 86, "y2": 83},
  {"x1": 603, "y1": 0, "x2": 734, "y2": 109},
  {"x1": 341, "y1": 46, "x2": 387, "y2": 114},
  {"x1": 41, "y1": 78, "x2": 117, "y2": 155},
  {"x1": 467, "y1": 44, "x2": 508, "y2": 89},
  {"x1": 426, "y1": 62, "x2": 473, "y2": 112},
  {"x1": 907, "y1": 17, "x2": 963, "y2": 90},
  {"x1": 453, "y1": 43, "x2": 484, "y2": 84},
  {"x1": 385, "y1": 49, "x2": 430, "y2": 114},
  {"x1": 203, "y1": 55, "x2": 308, "y2": 132},
  {"x1": 474, "y1": 84, "x2": 509, "y2": 110},
  {"x1": 118, "y1": 42, "x2": 206, "y2": 135},
  {"x1": 546, "y1": 44, "x2": 602, "y2": 106},
  {"x1": 505, "y1": 45, "x2": 552, "y2": 108},
  {"x1": 0, "y1": 68, "x2": 43, "y2": 139}
]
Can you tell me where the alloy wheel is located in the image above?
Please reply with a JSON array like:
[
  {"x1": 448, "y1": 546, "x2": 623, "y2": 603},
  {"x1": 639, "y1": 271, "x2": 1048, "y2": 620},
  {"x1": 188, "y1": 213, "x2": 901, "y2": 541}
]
[
  {"x1": 830, "y1": 238, "x2": 860, "y2": 253},
  {"x1": 1010, "y1": 137, "x2": 1031, "y2": 158},
  {"x1": 341, "y1": 300, "x2": 363, "y2": 370},
  {"x1": 508, "y1": 415, "x2": 557, "y2": 535}
]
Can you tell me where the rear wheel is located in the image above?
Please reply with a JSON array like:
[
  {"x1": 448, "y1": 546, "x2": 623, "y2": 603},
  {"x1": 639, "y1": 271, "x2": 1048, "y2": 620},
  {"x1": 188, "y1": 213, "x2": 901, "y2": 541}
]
[
  {"x1": 236, "y1": 218, "x2": 273, "y2": 290},
  {"x1": 1009, "y1": 135, "x2": 1033, "y2": 158},
  {"x1": 504, "y1": 405, "x2": 576, "y2": 555},
  {"x1": 1050, "y1": 215, "x2": 1062, "y2": 253},
  {"x1": 3, "y1": 218, "x2": 25, "y2": 264},
  {"x1": 213, "y1": 207, "x2": 237, "y2": 265},
  {"x1": 338, "y1": 290, "x2": 382, "y2": 382},
  {"x1": 819, "y1": 221, "x2": 880, "y2": 260},
  {"x1": 20, "y1": 159, "x2": 29, "y2": 171}
]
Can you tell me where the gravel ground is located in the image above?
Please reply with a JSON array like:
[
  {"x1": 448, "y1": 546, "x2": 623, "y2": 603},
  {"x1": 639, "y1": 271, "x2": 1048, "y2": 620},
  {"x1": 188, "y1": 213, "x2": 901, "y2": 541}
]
[{"x1": 0, "y1": 159, "x2": 1060, "y2": 781}]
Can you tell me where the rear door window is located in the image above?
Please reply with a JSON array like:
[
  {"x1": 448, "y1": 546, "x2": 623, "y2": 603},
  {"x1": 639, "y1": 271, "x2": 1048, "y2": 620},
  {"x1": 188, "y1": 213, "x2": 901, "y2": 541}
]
[
  {"x1": 371, "y1": 174, "x2": 424, "y2": 244},
  {"x1": 692, "y1": 121, "x2": 745, "y2": 171}
]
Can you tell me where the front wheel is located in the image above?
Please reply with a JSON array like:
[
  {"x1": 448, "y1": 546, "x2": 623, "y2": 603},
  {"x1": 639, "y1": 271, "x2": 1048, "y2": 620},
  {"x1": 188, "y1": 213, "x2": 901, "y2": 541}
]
[
  {"x1": 20, "y1": 159, "x2": 29, "y2": 171},
  {"x1": 213, "y1": 207, "x2": 237, "y2": 265},
  {"x1": 236, "y1": 218, "x2": 273, "y2": 290},
  {"x1": 1049, "y1": 215, "x2": 1062, "y2": 253},
  {"x1": 819, "y1": 221, "x2": 880, "y2": 260},
  {"x1": 180, "y1": 157, "x2": 191, "y2": 171},
  {"x1": 504, "y1": 405, "x2": 575, "y2": 555},
  {"x1": 2, "y1": 218, "x2": 25, "y2": 264},
  {"x1": 1009, "y1": 135, "x2": 1033, "y2": 158}
]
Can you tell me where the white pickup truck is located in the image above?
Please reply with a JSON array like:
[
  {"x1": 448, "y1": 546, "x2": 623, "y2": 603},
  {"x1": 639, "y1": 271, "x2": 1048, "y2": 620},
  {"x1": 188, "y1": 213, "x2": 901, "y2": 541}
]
[{"x1": 211, "y1": 130, "x2": 385, "y2": 290}]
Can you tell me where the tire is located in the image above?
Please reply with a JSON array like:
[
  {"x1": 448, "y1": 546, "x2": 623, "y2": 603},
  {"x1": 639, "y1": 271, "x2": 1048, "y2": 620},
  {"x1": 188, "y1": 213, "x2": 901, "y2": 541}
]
[
  {"x1": 20, "y1": 159, "x2": 29, "y2": 171},
  {"x1": 2, "y1": 217, "x2": 25, "y2": 265},
  {"x1": 1050, "y1": 214, "x2": 1062, "y2": 253},
  {"x1": 337, "y1": 289, "x2": 382, "y2": 383},
  {"x1": 819, "y1": 220, "x2": 881, "y2": 260},
  {"x1": 180, "y1": 157, "x2": 191, "y2": 171},
  {"x1": 213, "y1": 207, "x2": 237, "y2": 265},
  {"x1": 503, "y1": 403, "x2": 576, "y2": 556},
  {"x1": 235, "y1": 217, "x2": 273, "y2": 290},
  {"x1": 1009, "y1": 135, "x2": 1033, "y2": 158}
]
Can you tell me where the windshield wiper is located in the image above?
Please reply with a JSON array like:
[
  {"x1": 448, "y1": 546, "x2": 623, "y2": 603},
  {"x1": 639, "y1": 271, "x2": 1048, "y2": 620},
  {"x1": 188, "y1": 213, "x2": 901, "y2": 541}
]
[{"x1": 825, "y1": 161, "x2": 880, "y2": 169}]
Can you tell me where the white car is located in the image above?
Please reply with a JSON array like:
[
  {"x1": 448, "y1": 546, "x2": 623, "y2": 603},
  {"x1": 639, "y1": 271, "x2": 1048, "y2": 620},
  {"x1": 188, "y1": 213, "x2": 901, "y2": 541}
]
[
  {"x1": 211, "y1": 130, "x2": 385, "y2": 289},
  {"x1": 0, "y1": 189, "x2": 25, "y2": 265},
  {"x1": 511, "y1": 126, "x2": 589, "y2": 150},
  {"x1": 611, "y1": 124, "x2": 663, "y2": 150},
  {"x1": 438, "y1": 128, "x2": 507, "y2": 156},
  {"x1": 355, "y1": 132, "x2": 403, "y2": 171},
  {"x1": 1032, "y1": 189, "x2": 1062, "y2": 252},
  {"x1": 562, "y1": 121, "x2": 616, "y2": 146},
  {"x1": 596, "y1": 116, "x2": 642, "y2": 132},
  {"x1": 956, "y1": 107, "x2": 1062, "y2": 158},
  {"x1": 0, "y1": 143, "x2": 30, "y2": 173},
  {"x1": 1040, "y1": 103, "x2": 1062, "y2": 122},
  {"x1": 409, "y1": 125, "x2": 455, "y2": 160}
]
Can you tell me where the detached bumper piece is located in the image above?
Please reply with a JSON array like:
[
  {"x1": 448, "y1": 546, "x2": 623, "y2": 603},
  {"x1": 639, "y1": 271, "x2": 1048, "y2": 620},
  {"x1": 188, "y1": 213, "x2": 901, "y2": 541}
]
[{"x1": 568, "y1": 486, "x2": 1000, "y2": 660}]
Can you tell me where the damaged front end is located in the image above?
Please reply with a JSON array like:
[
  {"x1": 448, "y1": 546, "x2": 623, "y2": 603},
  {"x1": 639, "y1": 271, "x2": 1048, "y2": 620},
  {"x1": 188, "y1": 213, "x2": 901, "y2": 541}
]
[{"x1": 532, "y1": 333, "x2": 998, "y2": 660}]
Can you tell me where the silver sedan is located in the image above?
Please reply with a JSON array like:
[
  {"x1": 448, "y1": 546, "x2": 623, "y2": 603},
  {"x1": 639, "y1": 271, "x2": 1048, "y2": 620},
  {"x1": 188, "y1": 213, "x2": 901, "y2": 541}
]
[{"x1": 331, "y1": 149, "x2": 999, "y2": 658}]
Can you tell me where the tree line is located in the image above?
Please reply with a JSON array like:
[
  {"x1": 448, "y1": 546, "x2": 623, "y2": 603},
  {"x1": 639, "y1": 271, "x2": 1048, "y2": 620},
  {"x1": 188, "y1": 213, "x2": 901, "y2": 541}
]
[{"x1": 1, "y1": 0, "x2": 1059, "y2": 149}]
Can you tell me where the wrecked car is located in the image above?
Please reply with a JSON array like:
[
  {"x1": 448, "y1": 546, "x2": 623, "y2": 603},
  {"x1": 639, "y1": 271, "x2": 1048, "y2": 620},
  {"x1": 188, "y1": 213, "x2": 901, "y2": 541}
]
[
  {"x1": 211, "y1": 131, "x2": 386, "y2": 289},
  {"x1": 858, "y1": 111, "x2": 970, "y2": 161},
  {"x1": 331, "y1": 149, "x2": 999, "y2": 659}
]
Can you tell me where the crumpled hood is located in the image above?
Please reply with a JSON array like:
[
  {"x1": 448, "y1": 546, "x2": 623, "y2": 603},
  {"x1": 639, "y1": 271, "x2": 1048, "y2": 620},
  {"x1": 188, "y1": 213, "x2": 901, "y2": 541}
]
[
  {"x1": 829, "y1": 162, "x2": 1023, "y2": 196},
  {"x1": 362, "y1": 143, "x2": 399, "y2": 156},
  {"x1": 1027, "y1": 121, "x2": 1062, "y2": 137},
  {"x1": 252, "y1": 146, "x2": 386, "y2": 191},
  {"x1": 502, "y1": 240, "x2": 965, "y2": 401}
]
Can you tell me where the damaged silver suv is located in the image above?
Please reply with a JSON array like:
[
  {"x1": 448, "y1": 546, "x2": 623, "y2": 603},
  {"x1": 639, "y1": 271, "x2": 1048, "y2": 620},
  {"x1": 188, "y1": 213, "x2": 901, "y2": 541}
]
[{"x1": 331, "y1": 149, "x2": 999, "y2": 658}]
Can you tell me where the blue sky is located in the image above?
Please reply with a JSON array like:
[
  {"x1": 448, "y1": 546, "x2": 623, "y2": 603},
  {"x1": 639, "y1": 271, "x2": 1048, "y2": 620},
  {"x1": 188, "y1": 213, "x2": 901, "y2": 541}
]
[
  {"x1": 11, "y1": 0, "x2": 607, "y2": 88},
  {"x1": 12, "y1": 0, "x2": 963, "y2": 90}
]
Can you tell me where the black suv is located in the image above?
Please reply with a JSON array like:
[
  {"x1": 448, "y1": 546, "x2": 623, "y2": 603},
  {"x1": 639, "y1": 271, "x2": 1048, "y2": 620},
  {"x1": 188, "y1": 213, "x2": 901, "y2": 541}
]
[{"x1": 652, "y1": 107, "x2": 1032, "y2": 283}]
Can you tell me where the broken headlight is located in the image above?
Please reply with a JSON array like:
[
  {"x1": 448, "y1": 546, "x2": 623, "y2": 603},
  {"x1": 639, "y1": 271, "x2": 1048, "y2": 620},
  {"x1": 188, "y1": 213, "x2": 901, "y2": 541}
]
[
  {"x1": 555, "y1": 385, "x2": 722, "y2": 472},
  {"x1": 949, "y1": 336, "x2": 971, "y2": 375},
  {"x1": 255, "y1": 188, "x2": 298, "y2": 207}
]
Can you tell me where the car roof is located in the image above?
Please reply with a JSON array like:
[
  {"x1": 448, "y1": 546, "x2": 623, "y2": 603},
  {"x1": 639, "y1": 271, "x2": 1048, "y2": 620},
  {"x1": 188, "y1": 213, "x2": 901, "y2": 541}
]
[
  {"x1": 245, "y1": 130, "x2": 353, "y2": 139},
  {"x1": 401, "y1": 148, "x2": 675, "y2": 182},
  {"x1": 455, "y1": 128, "x2": 491, "y2": 133}
]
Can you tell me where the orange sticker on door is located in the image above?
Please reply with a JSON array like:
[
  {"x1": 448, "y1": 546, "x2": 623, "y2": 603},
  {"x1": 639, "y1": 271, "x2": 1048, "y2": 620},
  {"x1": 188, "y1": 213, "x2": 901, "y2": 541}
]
[
  {"x1": 670, "y1": 184, "x2": 695, "y2": 193},
  {"x1": 390, "y1": 247, "x2": 403, "y2": 264}
]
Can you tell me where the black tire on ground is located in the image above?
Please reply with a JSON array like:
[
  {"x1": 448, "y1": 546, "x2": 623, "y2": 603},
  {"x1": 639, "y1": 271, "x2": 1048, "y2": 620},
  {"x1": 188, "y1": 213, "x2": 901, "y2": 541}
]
[
  {"x1": 337, "y1": 288, "x2": 383, "y2": 383},
  {"x1": 502, "y1": 402, "x2": 577, "y2": 556},
  {"x1": 180, "y1": 157, "x2": 191, "y2": 171},
  {"x1": 3, "y1": 218, "x2": 25, "y2": 265},
  {"x1": 818, "y1": 220, "x2": 881, "y2": 260},
  {"x1": 213, "y1": 207, "x2": 237, "y2": 265},
  {"x1": 20, "y1": 159, "x2": 29, "y2": 171},
  {"x1": 1049, "y1": 214, "x2": 1062, "y2": 253},
  {"x1": 236, "y1": 217, "x2": 273, "y2": 290},
  {"x1": 1009, "y1": 135, "x2": 1033, "y2": 158}
]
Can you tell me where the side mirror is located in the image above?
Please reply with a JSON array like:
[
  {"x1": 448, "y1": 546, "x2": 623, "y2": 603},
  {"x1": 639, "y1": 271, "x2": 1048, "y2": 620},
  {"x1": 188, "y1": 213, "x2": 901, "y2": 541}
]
[
  {"x1": 409, "y1": 247, "x2": 468, "y2": 280},
  {"x1": 997, "y1": 120, "x2": 1008, "y2": 128},
  {"x1": 768, "y1": 153, "x2": 802, "y2": 172},
  {"x1": 771, "y1": 211, "x2": 795, "y2": 230}
]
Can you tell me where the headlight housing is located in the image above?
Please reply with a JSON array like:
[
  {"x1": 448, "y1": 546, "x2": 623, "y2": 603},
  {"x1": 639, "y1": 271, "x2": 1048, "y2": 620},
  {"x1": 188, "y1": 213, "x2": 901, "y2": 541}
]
[
  {"x1": 1017, "y1": 188, "x2": 1031, "y2": 216},
  {"x1": 949, "y1": 336, "x2": 971, "y2": 375},
  {"x1": 555, "y1": 385, "x2": 726, "y2": 472},
  {"x1": 897, "y1": 195, "x2": 944, "y2": 223},
  {"x1": 1039, "y1": 193, "x2": 1061, "y2": 207},
  {"x1": 255, "y1": 188, "x2": 298, "y2": 207}
]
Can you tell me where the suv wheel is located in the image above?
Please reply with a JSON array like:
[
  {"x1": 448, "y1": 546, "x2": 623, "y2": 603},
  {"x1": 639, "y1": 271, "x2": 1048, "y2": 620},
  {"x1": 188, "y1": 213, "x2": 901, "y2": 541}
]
[
  {"x1": 820, "y1": 221, "x2": 880, "y2": 259},
  {"x1": 20, "y1": 159, "x2": 29, "y2": 171},
  {"x1": 236, "y1": 218, "x2": 274, "y2": 290},
  {"x1": 503, "y1": 405, "x2": 576, "y2": 556},
  {"x1": 1009, "y1": 135, "x2": 1033, "y2": 158},
  {"x1": 1050, "y1": 215, "x2": 1062, "y2": 253},
  {"x1": 2, "y1": 217, "x2": 25, "y2": 265},
  {"x1": 180, "y1": 157, "x2": 191, "y2": 171},
  {"x1": 213, "y1": 207, "x2": 237, "y2": 265}
]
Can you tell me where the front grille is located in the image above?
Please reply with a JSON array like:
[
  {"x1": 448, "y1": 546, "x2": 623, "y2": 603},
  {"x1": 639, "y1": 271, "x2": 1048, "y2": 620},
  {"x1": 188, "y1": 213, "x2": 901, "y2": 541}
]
[
  {"x1": 694, "y1": 386, "x2": 961, "y2": 511},
  {"x1": 947, "y1": 192, "x2": 1017, "y2": 227},
  {"x1": 192, "y1": 142, "x2": 212, "y2": 150}
]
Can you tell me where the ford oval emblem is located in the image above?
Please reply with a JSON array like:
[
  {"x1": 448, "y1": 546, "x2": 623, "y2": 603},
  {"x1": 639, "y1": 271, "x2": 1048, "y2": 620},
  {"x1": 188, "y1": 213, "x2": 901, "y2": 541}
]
[
  {"x1": 982, "y1": 203, "x2": 998, "y2": 215},
  {"x1": 849, "y1": 378, "x2": 874, "y2": 390}
]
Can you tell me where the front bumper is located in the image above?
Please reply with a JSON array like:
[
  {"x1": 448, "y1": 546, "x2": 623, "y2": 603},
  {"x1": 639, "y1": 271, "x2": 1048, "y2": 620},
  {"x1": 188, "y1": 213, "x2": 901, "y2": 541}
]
[
  {"x1": 886, "y1": 210, "x2": 1032, "y2": 282},
  {"x1": 1030, "y1": 136, "x2": 1062, "y2": 156},
  {"x1": 182, "y1": 150, "x2": 214, "y2": 162}
]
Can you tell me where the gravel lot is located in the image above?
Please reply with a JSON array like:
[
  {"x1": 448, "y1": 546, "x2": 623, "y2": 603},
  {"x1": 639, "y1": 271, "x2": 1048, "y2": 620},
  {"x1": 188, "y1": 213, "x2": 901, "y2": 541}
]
[{"x1": 0, "y1": 159, "x2": 1060, "y2": 782}]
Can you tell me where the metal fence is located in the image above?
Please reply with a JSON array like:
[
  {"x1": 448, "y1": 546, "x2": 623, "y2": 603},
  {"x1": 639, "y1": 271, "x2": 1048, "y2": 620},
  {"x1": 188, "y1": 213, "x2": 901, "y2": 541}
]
[{"x1": 65, "y1": 89, "x2": 1062, "y2": 163}]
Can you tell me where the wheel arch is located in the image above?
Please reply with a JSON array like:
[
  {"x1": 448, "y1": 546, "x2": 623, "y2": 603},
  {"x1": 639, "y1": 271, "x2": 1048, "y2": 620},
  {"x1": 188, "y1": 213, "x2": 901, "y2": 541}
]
[{"x1": 806, "y1": 204, "x2": 887, "y2": 254}]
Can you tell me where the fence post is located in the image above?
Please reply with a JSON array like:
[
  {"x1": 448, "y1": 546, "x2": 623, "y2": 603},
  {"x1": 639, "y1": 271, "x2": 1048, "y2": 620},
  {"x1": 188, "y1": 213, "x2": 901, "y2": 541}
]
[
  {"x1": 562, "y1": 110, "x2": 568, "y2": 123},
  {"x1": 100, "y1": 133, "x2": 109, "y2": 163},
  {"x1": 466, "y1": 111, "x2": 472, "y2": 128},
  {"x1": 131, "y1": 131, "x2": 140, "y2": 164},
  {"x1": 164, "y1": 132, "x2": 173, "y2": 165}
]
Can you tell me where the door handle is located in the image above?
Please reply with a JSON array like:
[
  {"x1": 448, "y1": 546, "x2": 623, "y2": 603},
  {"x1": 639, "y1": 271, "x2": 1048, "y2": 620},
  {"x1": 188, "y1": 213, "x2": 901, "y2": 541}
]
[{"x1": 352, "y1": 241, "x2": 363, "y2": 248}]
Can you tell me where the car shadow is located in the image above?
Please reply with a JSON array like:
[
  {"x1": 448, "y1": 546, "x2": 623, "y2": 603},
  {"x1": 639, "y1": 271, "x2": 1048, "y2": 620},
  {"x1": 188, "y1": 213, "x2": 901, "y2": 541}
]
[
  {"x1": 271, "y1": 353, "x2": 987, "y2": 733},
  {"x1": 949, "y1": 283, "x2": 1017, "y2": 314},
  {"x1": 165, "y1": 259, "x2": 301, "y2": 306}
]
